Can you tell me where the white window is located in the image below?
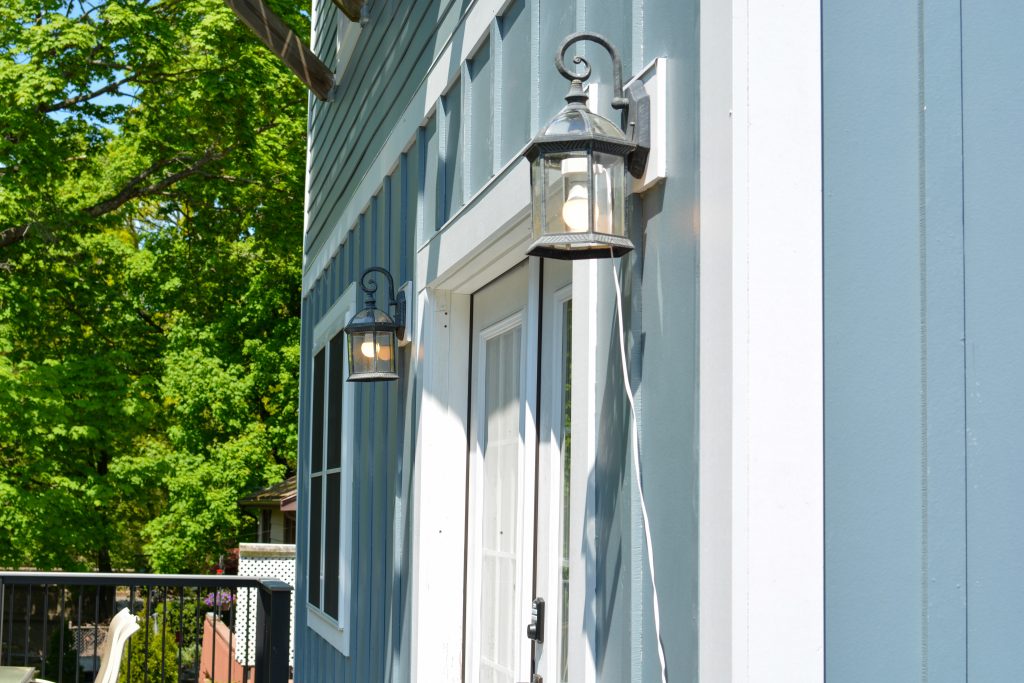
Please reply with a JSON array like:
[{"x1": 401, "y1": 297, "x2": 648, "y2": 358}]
[{"x1": 307, "y1": 284, "x2": 356, "y2": 655}]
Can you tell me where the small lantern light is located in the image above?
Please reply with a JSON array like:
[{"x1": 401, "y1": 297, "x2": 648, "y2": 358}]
[
  {"x1": 526, "y1": 32, "x2": 650, "y2": 260},
  {"x1": 344, "y1": 267, "x2": 406, "y2": 382}
]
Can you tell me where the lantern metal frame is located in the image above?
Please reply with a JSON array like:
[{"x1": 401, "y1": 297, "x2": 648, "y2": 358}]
[
  {"x1": 343, "y1": 266, "x2": 406, "y2": 382},
  {"x1": 524, "y1": 32, "x2": 651, "y2": 260}
]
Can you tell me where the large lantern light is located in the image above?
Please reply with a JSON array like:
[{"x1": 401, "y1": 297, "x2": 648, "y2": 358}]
[
  {"x1": 526, "y1": 32, "x2": 650, "y2": 260},
  {"x1": 344, "y1": 267, "x2": 406, "y2": 382}
]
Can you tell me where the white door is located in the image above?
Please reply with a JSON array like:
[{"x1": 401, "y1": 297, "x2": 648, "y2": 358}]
[{"x1": 465, "y1": 259, "x2": 580, "y2": 683}]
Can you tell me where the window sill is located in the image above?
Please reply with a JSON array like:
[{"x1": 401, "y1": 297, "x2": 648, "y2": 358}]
[{"x1": 307, "y1": 605, "x2": 350, "y2": 656}]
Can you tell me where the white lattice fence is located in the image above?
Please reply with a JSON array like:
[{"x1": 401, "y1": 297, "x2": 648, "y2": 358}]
[{"x1": 235, "y1": 543, "x2": 296, "y2": 667}]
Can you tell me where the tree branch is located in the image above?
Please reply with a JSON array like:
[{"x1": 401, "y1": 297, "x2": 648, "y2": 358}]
[
  {"x1": 83, "y1": 147, "x2": 225, "y2": 218},
  {"x1": 0, "y1": 224, "x2": 33, "y2": 249},
  {"x1": 39, "y1": 74, "x2": 139, "y2": 114},
  {"x1": 135, "y1": 307, "x2": 164, "y2": 334},
  {"x1": 0, "y1": 123, "x2": 280, "y2": 250}
]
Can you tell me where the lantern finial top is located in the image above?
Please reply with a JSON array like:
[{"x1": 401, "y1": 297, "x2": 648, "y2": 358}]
[{"x1": 564, "y1": 77, "x2": 589, "y2": 106}]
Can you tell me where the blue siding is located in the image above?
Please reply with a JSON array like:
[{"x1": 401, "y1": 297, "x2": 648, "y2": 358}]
[
  {"x1": 630, "y1": 1, "x2": 700, "y2": 680},
  {"x1": 497, "y1": 0, "x2": 529, "y2": 161},
  {"x1": 295, "y1": 205, "x2": 415, "y2": 682},
  {"x1": 824, "y1": 2, "x2": 945, "y2": 677},
  {"x1": 962, "y1": 2, "x2": 1024, "y2": 678},
  {"x1": 306, "y1": 0, "x2": 461, "y2": 256},
  {"x1": 826, "y1": 0, "x2": 1024, "y2": 679},
  {"x1": 299, "y1": 1, "x2": 699, "y2": 680}
]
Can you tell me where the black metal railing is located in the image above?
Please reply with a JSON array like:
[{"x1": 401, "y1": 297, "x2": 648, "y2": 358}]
[{"x1": 0, "y1": 573, "x2": 291, "y2": 683}]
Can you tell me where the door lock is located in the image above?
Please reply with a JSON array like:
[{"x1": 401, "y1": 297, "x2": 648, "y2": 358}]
[{"x1": 526, "y1": 597, "x2": 545, "y2": 643}]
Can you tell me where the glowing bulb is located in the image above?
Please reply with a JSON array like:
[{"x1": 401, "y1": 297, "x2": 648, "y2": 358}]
[
  {"x1": 360, "y1": 336, "x2": 376, "y2": 359},
  {"x1": 377, "y1": 343, "x2": 392, "y2": 362},
  {"x1": 561, "y1": 184, "x2": 590, "y2": 232}
]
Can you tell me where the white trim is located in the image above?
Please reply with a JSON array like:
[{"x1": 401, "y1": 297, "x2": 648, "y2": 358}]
[
  {"x1": 533, "y1": 273, "x2": 596, "y2": 683},
  {"x1": 627, "y1": 57, "x2": 668, "y2": 194},
  {"x1": 303, "y1": 0, "x2": 321, "y2": 241},
  {"x1": 312, "y1": 284, "x2": 356, "y2": 348},
  {"x1": 307, "y1": 284, "x2": 357, "y2": 656},
  {"x1": 570, "y1": 260, "x2": 599, "y2": 683},
  {"x1": 417, "y1": 159, "x2": 532, "y2": 295},
  {"x1": 699, "y1": 1, "x2": 824, "y2": 681},
  {"x1": 334, "y1": 14, "x2": 362, "y2": 80},
  {"x1": 412, "y1": 160, "x2": 532, "y2": 682},
  {"x1": 410, "y1": 287, "x2": 471, "y2": 683}
]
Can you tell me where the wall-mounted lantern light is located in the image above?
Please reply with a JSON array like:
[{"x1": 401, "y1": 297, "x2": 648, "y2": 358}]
[
  {"x1": 526, "y1": 32, "x2": 651, "y2": 260},
  {"x1": 344, "y1": 267, "x2": 406, "y2": 382}
]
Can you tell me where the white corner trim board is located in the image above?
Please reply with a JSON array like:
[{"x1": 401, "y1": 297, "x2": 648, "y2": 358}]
[{"x1": 699, "y1": 1, "x2": 824, "y2": 682}]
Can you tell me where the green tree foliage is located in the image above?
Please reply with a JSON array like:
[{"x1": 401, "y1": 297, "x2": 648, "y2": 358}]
[
  {"x1": 0, "y1": 0, "x2": 306, "y2": 572},
  {"x1": 119, "y1": 593, "x2": 201, "y2": 683}
]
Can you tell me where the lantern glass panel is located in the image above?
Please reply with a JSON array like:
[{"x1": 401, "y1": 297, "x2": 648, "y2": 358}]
[
  {"x1": 375, "y1": 331, "x2": 396, "y2": 372},
  {"x1": 348, "y1": 331, "x2": 374, "y2": 377},
  {"x1": 532, "y1": 151, "x2": 593, "y2": 241},
  {"x1": 531, "y1": 154, "x2": 547, "y2": 240},
  {"x1": 591, "y1": 151, "x2": 625, "y2": 237},
  {"x1": 542, "y1": 105, "x2": 622, "y2": 139},
  {"x1": 560, "y1": 153, "x2": 591, "y2": 234}
]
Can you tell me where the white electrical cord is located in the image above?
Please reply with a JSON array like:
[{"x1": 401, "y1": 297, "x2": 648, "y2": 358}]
[{"x1": 611, "y1": 253, "x2": 669, "y2": 683}]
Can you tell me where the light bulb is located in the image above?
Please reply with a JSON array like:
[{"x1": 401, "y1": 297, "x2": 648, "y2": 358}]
[
  {"x1": 360, "y1": 336, "x2": 376, "y2": 359},
  {"x1": 561, "y1": 184, "x2": 590, "y2": 232},
  {"x1": 377, "y1": 343, "x2": 392, "y2": 362}
]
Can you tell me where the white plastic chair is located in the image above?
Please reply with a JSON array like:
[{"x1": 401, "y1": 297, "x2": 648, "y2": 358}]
[{"x1": 35, "y1": 607, "x2": 140, "y2": 683}]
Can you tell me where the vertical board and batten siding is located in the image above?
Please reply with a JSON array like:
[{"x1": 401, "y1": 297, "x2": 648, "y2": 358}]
[
  {"x1": 825, "y1": 0, "x2": 1024, "y2": 679},
  {"x1": 961, "y1": 2, "x2": 1024, "y2": 677},
  {"x1": 622, "y1": 2, "x2": 699, "y2": 681},
  {"x1": 295, "y1": 178, "x2": 416, "y2": 681},
  {"x1": 298, "y1": 0, "x2": 699, "y2": 681},
  {"x1": 305, "y1": 0, "x2": 469, "y2": 258}
]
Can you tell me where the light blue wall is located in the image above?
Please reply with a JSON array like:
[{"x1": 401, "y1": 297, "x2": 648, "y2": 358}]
[
  {"x1": 961, "y1": 3, "x2": 1024, "y2": 677},
  {"x1": 825, "y1": 0, "x2": 1024, "y2": 679},
  {"x1": 298, "y1": 1, "x2": 699, "y2": 681},
  {"x1": 295, "y1": 174, "x2": 416, "y2": 682}
]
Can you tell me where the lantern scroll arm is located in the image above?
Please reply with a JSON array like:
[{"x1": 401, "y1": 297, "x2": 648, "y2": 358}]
[
  {"x1": 358, "y1": 266, "x2": 406, "y2": 333},
  {"x1": 555, "y1": 32, "x2": 628, "y2": 110},
  {"x1": 554, "y1": 31, "x2": 651, "y2": 179}
]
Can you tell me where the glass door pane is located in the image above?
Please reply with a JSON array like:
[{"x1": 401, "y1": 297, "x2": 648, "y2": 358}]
[{"x1": 479, "y1": 325, "x2": 523, "y2": 683}]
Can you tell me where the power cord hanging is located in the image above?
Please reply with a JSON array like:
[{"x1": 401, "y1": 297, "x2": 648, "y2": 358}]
[{"x1": 610, "y1": 249, "x2": 669, "y2": 683}]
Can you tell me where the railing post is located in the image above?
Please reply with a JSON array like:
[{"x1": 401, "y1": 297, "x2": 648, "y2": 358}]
[
  {"x1": 0, "y1": 579, "x2": 5, "y2": 665},
  {"x1": 254, "y1": 579, "x2": 291, "y2": 683}
]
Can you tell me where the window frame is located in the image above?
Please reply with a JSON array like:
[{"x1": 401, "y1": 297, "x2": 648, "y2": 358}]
[{"x1": 306, "y1": 283, "x2": 357, "y2": 655}]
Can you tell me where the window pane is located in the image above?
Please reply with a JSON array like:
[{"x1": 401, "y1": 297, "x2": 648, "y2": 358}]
[
  {"x1": 311, "y1": 348, "x2": 326, "y2": 474},
  {"x1": 479, "y1": 325, "x2": 522, "y2": 683},
  {"x1": 324, "y1": 472, "x2": 341, "y2": 619},
  {"x1": 308, "y1": 475, "x2": 323, "y2": 607},
  {"x1": 327, "y1": 333, "x2": 344, "y2": 470}
]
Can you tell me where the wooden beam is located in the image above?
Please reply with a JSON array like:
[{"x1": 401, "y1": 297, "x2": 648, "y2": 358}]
[
  {"x1": 224, "y1": 0, "x2": 335, "y2": 101},
  {"x1": 331, "y1": 0, "x2": 364, "y2": 23}
]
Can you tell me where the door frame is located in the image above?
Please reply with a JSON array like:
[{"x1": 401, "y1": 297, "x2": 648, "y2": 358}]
[{"x1": 411, "y1": 158, "x2": 598, "y2": 683}]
